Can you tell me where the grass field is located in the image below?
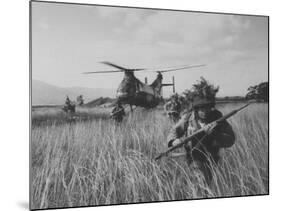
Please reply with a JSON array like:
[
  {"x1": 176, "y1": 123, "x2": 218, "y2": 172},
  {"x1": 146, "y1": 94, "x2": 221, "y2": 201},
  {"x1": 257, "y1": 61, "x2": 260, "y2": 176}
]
[{"x1": 30, "y1": 103, "x2": 268, "y2": 210}]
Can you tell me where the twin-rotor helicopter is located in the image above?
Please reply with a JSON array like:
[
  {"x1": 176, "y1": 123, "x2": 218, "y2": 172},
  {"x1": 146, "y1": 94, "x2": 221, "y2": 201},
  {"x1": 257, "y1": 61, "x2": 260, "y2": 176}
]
[{"x1": 83, "y1": 61, "x2": 205, "y2": 113}]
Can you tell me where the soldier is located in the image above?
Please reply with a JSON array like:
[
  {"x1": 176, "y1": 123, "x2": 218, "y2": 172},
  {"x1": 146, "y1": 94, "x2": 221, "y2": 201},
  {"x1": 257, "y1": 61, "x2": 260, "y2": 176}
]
[
  {"x1": 63, "y1": 96, "x2": 76, "y2": 113},
  {"x1": 164, "y1": 93, "x2": 182, "y2": 122},
  {"x1": 172, "y1": 93, "x2": 182, "y2": 114},
  {"x1": 65, "y1": 96, "x2": 71, "y2": 106},
  {"x1": 167, "y1": 78, "x2": 235, "y2": 184},
  {"x1": 110, "y1": 102, "x2": 125, "y2": 122}
]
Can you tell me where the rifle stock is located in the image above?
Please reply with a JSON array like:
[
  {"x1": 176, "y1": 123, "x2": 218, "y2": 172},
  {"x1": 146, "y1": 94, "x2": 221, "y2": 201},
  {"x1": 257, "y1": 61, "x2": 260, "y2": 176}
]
[{"x1": 154, "y1": 102, "x2": 251, "y2": 161}]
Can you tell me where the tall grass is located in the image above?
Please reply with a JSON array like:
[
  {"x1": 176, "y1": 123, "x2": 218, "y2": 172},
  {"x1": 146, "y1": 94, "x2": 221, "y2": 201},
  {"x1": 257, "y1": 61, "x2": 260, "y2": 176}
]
[
  {"x1": 31, "y1": 103, "x2": 268, "y2": 209},
  {"x1": 32, "y1": 107, "x2": 111, "y2": 127}
]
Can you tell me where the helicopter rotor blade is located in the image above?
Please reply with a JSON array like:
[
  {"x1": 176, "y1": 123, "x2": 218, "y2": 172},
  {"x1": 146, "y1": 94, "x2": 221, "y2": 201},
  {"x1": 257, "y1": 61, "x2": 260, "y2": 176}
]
[
  {"x1": 100, "y1": 61, "x2": 128, "y2": 70},
  {"x1": 90, "y1": 62, "x2": 205, "y2": 74},
  {"x1": 131, "y1": 68, "x2": 147, "y2": 71},
  {"x1": 82, "y1": 70, "x2": 123, "y2": 74},
  {"x1": 101, "y1": 61, "x2": 146, "y2": 72},
  {"x1": 156, "y1": 64, "x2": 206, "y2": 73}
]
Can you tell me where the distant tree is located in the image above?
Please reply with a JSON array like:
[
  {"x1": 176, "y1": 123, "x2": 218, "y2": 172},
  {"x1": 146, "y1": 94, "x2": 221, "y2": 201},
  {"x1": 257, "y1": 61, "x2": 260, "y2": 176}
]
[
  {"x1": 246, "y1": 85, "x2": 258, "y2": 99},
  {"x1": 76, "y1": 95, "x2": 84, "y2": 106},
  {"x1": 246, "y1": 82, "x2": 268, "y2": 102},
  {"x1": 258, "y1": 82, "x2": 269, "y2": 102}
]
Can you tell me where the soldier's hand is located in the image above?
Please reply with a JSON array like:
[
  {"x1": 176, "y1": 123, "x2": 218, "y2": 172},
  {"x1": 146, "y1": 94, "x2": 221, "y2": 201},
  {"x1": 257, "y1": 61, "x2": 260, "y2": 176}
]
[
  {"x1": 203, "y1": 122, "x2": 217, "y2": 135},
  {"x1": 173, "y1": 138, "x2": 181, "y2": 146},
  {"x1": 168, "y1": 138, "x2": 181, "y2": 148}
]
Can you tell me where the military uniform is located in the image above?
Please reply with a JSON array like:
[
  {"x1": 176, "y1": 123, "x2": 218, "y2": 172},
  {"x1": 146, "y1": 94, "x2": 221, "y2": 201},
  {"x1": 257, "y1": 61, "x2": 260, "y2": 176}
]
[
  {"x1": 166, "y1": 78, "x2": 235, "y2": 184},
  {"x1": 111, "y1": 104, "x2": 125, "y2": 122},
  {"x1": 164, "y1": 98, "x2": 182, "y2": 122},
  {"x1": 63, "y1": 96, "x2": 76, "y2": 113},
  {"x1": 65, "y1": 96, "x2": 71, "y2": 106},
  {"x1": 167, "y1": 107, "x2": 235, "y2": 184}
]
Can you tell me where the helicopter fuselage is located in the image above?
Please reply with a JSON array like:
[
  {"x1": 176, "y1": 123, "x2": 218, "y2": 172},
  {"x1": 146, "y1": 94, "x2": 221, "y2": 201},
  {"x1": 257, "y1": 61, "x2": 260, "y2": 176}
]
[
  {"x1": 83, "y1": 61, "x2": 204, "y2": 116},
  {"x1": 116, "y1": 71, "x2": 163, "y2": 108}
]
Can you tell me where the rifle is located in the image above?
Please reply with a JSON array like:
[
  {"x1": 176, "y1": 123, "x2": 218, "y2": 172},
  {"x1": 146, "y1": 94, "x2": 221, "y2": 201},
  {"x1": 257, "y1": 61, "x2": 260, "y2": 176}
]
[
  {"x1": 154, "y1": 102, "x2": 251, "y2": 161},
  {"x1": 110, "y1": 108, "x2": 125, "y2": 117}
]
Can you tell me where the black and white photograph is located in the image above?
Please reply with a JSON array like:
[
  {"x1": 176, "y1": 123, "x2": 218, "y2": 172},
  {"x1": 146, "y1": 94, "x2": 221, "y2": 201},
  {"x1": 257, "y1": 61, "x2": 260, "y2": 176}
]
[{"x1": 30, "y1": 1, "x2": 269, "y2": 210}]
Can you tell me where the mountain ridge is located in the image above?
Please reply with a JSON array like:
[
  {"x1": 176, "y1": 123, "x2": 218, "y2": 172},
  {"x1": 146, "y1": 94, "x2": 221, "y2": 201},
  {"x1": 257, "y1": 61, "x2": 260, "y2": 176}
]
[{"x1": 32, "y1": 79, "x2": 115, "y2": 105}]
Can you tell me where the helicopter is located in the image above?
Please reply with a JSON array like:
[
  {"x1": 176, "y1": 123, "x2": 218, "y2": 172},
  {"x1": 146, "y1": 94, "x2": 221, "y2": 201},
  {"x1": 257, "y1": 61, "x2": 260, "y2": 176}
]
[{"x1": 83, "y1": 61, "x2": 205, "y2": 119}]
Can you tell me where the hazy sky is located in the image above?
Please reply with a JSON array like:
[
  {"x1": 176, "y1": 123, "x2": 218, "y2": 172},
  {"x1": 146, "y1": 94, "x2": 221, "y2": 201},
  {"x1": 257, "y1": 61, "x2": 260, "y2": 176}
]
[{"x1": 31, "y1": 2, "x2": 268, "y2": 97}]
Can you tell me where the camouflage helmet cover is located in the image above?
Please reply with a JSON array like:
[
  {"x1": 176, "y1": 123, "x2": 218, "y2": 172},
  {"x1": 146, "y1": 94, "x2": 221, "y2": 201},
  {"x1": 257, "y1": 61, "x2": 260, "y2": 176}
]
[{"x1": 187, "y1": 77, "x2": 219, "y2": 108}]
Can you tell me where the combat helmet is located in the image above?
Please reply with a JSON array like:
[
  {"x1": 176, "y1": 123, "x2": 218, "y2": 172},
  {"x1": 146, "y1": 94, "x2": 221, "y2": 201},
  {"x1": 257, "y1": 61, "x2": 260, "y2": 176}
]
[{"x1": 188, "y1": 77, "x2": 219, "y2": 109}]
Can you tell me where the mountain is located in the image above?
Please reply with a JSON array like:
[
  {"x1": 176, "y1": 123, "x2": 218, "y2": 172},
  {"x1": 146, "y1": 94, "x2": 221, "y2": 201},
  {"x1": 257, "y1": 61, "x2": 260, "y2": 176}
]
[
  {"x1": 84, "y1": 97, "x2": 116, "y2": 108},
  {"x1": 32, "y1": 80, "x2": 115, "y2": 105}
]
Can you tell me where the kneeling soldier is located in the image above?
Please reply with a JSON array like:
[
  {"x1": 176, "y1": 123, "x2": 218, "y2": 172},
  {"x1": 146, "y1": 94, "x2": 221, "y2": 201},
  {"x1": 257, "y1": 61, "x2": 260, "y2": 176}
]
[{"x1": 167, "y1": 78, "x2": 235, "y2": 184}]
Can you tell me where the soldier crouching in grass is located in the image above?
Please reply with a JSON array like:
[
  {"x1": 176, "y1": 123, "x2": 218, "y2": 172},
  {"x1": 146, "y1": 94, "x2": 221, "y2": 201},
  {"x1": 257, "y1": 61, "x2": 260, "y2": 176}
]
[{"x1": 167, "y1": 77, "x2": 235, "y2": 185}]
